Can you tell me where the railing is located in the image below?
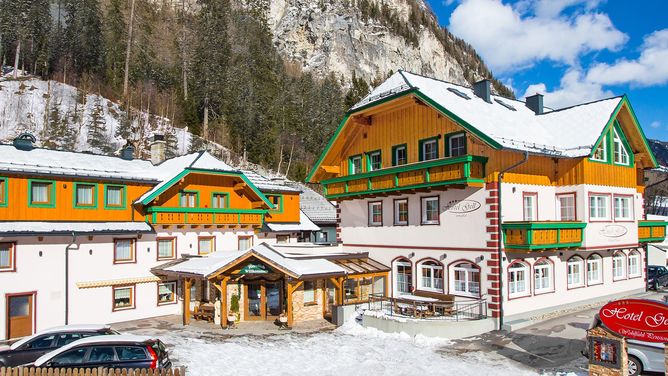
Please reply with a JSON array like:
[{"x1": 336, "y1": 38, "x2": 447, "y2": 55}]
[
  {"x1": 502, "y1": 221, "x2": 587, "y2": 251},
  {"x1": 0, "y1": 368, "x2": 185, "y2": 376},
  {"x1": 360, "y1": 293, "x2": 488, "y2": 321},
  {"x1": 321, "y1": 155, "x2": 488, "y2": 200},
  {"x1": 638, "y1": 220, "x2": 668, "y2": 243},
  {"x1": 146, "y1": 207, "x2": 264, "y2": 226}
]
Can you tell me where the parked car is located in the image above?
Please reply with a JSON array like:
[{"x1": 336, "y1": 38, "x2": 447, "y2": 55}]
[
  {"x1": 33, "y1": 335, "x2": 171, "y2": 370},
  {"x1": 647, "y1": 265, "x2": 668, "y2": 290},
  {"x1": 583, "y1": 315, "x2": 665, "y2": 375},
  {"x1": 0, "y1": 324, "x2": 119, "y2": 367}
]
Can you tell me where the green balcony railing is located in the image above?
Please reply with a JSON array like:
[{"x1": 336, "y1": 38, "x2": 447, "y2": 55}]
[
  {"x1": 502, "y1": 221, "x2": 587, "y2": 252},
  {"x1": 638, "y1": 220, "x2": 668, "y2": 243}
]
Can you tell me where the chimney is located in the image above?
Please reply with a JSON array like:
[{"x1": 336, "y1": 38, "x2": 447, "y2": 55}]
[
  {"x1": 120, "y1": 140, "x2": 135, "y2": 160},
  {"x1": 526, "y1": 93, "x2": 544, "y2": 115},
  {"x1": 150, "y1": 134, "x2": 166, "y2": 165},
  {"x1": 473, "y1": 79, "x2": 491, "y2": 103},
  {"x1": 13, "y1": 133, "x2": 36, "y2": 151}
]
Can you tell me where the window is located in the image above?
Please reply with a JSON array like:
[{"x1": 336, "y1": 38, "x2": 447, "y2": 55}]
[
  {"x1": 587, "y1": 254, "x2": 603, "y2": 285},
  {"x1": 157, "y1": 238, "x2": 175, "y2": 260},
  {"x1": 26, "y1": 335, "x2": 56, "y2": 349},
  {"x1": 523, "y1": 193, "x2": 538, "y2": 221},
  {"x1": 276, "y1": 235, "x2": 290, "y2": 244},
  {"x1": 344, "y1": 278, "x2": 359, "y2": 301},
  {"x1": 421, "y1": 196, "x2": 439, "y2": 224},
  {"x1": 447, "y1": 133, "x2": 466, "y2": 157},
  {"x1": 395, "y1": 260, "x2": 412, "y2": 294},
  {"x1": 51, "y1": 348, "x2": 88, "y2": 366},
  {"x1": 419, "y1": 261, "x2": 443, "y2": 292},
  {"x1": 74, "y1": 183, "x2": 96, "y2": 208},
  {"x1": 238, "y1": 236, "x2": 252, "y2": 251},
  {"x1": 212, "y1": 193, "x2": 228, "y2": 209},
  {"x1": 394, "y1": 199, "x2": 409, "y2": 225},
  {"x1": 56, "y1": 333, "x2": 89, "y2": 347},
  {"x1": 0, "y1": 178, "x2": 7, "y2": 206},
  {"x1": 567, "y1": 256, "x2": 584, "y2": 288},
  {"x1": 0, "y1": 242, "x2": 15, "y2": 271},
  {"x1": 534, "y1": 259, "x2": 552, "y2": 293},
  {"x1": 614, "y1": 196, "x2": 633, "y2": 221},
  {"x1": 105, "y1": 185, "x2": 125, "y2": 209},
  {"x1": 116, "y1": 346, "x2": 148, "y2": 361},
  {"x1": 589, "y1": 194, "x2": 610, "y2": 221},
  {"x1": 349, "y1": 155, "x2": 363, "y2": 174},
  {"x1": 114, "y1": 239, "x2": 135, "y2": 263},
  {"x1": 628, "y1": 251, "x2": 641, "y2": 278},
  {"x1": 368, "y1": 201, "x2": 383, "y2": 226},
  {"x1": 180, "y1": 191, "x2": 198, "y2": 208},
  {"x1": 198, "y1": 236, "x2": 214, "y2": 255},
  {"x1": 420, "y1": 138, "x2": 439, "y2": 161},
  {"x1": 303, "y1": 281, "x2": 316, "y2": 304},
  {"x1": 373, "y1": 276, "x2": 386, "y2": 296},
  {"x1": 592, "y1": 135, "x2": 607, "y2": 162},
  {"x1": 453, "y1": 262, "x2": 480, "y2": 296},
  {"x1": 613, "y1": 128, "x2": 630, "y2": 165},
  {"x1": 367, "y1": 150, "x2": 382, "y2": 171},
  {"x1": 508, "y1": 262, "x2": 529, "y2": 297},
  {"x1": 557, "y1": 194, "x2": 576, "y2": 221},
  {"x1": 613, "y1": 252, "x2": 626, "y2": 280},
  {"x1": 392, "y1": 144, "x2": 407, "y2": 166},
  {"x1": 157, "y1": 281, "x2": 176, "y2": 305},
  {"x1": 29, "y1": 180, "x2": 54, "y2": 207},
  {"x1": 88, "y1": 347, "x2": 116, "y2": 362},
  {"x1": 268, "y1": 195, "x2": 283, "y2": 212},
  {"x1": 113, "y1": 285, "x2": 135, "y2": 310}
]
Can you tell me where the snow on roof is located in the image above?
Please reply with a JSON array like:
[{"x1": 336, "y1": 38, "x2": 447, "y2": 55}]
[
  {"x1": 0, "y1": 221, "x2": 153, "y2": 235},
  {"x1": 241, "y1": 169, "x2": 301, "y2": 193},
  {"x1": 352, "y1": 71, "x2": 623, "y2": 158},
  {"x1": 10, "y1": 324, "x2": 112, "y2": 350},
  {"x1": 293, "y1": 183, "x2": 336, "y2": 224},
  {"x1": 34, "y1": 335, "x2": 156, "y2": 366},
  {"x1": 265, "y1": 210, "x2": 320, "y2": 232}
]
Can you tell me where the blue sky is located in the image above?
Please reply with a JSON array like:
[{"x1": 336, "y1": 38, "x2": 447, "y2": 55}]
[{"x1": 426, "y1": 0, "x2": 668, "y2": 141}]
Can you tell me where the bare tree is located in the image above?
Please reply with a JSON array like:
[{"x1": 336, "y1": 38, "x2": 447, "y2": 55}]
[{"x1": 123, "y1": 0, "x2": 136, "y2": 97}]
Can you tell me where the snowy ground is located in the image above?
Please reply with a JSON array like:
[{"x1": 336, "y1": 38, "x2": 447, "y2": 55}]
[{"x1": 154, "y1": 320, "x2": 539, "y2": 376}]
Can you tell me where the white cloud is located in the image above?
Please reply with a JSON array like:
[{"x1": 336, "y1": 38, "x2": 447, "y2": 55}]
[
  {"x1": 531, "y1": 0, "x2": 603, "y2": 18},
  {"x1": 522, "y1": 69, "x2": 614, "y2": 109},
  {"x1": 650, "y1": 121, "x2": 661, "y2": 129},
  {"x1": 586, "y1": 29, "x2": 668, "y2": 87},
  {"x1": 448, "y1": 0, "x2": 627, "y2": 72}
]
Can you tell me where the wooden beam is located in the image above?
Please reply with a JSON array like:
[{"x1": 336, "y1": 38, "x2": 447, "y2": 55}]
[
  {"x1": 321, "y1": 165, "x2": 341, "y2": 174},
  {"x1": 183, "y1": 278, "x2": 191, "y2": 326},
  {"x1": 220, "y1": 277, "x2": 230, "y2": 329},
  {"x1": 233, "y1": 182, "x2": 246, "y2": 191},
  {"x1": 287, "y1": 280, "x2": 304, "y2": 328},
  {"x1": 352, "y1": 115, "x2": 372, "y2": 126},
  {"x1": 251, "y1": 201, "x2": 264, "y2": 209}
]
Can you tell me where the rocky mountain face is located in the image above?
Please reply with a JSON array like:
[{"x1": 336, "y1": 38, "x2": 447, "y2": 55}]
[{"x1": 650, "y1": 139, "x2": 668, "y2": 167}]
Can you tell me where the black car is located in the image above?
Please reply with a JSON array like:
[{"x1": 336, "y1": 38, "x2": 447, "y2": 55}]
[
  {"x1": 0, "y1": 324, "x2": 119, "y2": 367},
  {"x1": 647, "y1": 265, "x2": 668, "y2": 290},
  {"x1": 34, "y1": 335, "x2": 171, "y2": 370}
]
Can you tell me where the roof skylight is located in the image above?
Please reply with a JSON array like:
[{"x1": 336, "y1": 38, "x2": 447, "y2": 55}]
[
  {"x1": 494, "y1": 98, "x2": 517, "y2": 111},
  {"x1": 447, "y1": 87, "x2": 471, "y2": 100}
]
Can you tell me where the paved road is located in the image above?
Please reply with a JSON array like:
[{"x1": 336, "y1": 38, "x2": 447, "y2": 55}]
[{"x1": 448, "y1": 292, "x2": 666, "y2": 375}]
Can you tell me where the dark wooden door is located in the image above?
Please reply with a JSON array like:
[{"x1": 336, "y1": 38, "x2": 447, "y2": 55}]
[{"x1": 7, "y1": 294, "x2": 33, "y2": 339}]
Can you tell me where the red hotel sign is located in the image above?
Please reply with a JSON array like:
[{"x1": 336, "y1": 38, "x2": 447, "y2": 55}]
[{"x1": 599, "y1": 299, "x2": 668, "y2": 343}]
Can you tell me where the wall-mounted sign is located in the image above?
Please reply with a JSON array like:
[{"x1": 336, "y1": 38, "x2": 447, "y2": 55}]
[
  {"x1": 599, "y1": 225, "x2": 628, "y2": 238},
  {"x1": 599, "y1": 299, "x2": 668, "y2": 342},
  {"x1": 240, "y1": 263, "x2": 268, "y2": 275},
  {"x1": 443, "y1": 200, "x2": 481, "y2": 214}
]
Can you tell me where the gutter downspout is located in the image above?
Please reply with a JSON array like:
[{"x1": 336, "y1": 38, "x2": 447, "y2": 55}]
[
  {"x1": 65, "y1": 232, "x2": 77, "y2": 325},
  {"x1": 496, "y1": 150, "x2": 529, "y2": 331}
]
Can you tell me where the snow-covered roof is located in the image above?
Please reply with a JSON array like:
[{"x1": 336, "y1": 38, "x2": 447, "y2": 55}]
[
  {"x1": 294, "y1": 183, "x2": 337, "y2": 224},
  {"x1": 0, "y1": 221, "x2": 153, "y2": 235},
  {"x1": 9, "y1": 324, "x2": 112, "y2": 350},
  {"x1": 265, "y1": 210, "x2": 320, "y2": 232},
  {"x1": 241, "y1": 169, "x2": 301, "y2": 193},
  {"x1": 352, "y1": 71, "x2": 624, "y2": 158},
  {"x1": 34, "y1": 335, "x2": 156, "y2": 366}
]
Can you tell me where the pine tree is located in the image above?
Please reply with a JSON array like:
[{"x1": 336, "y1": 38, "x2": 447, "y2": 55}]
[
  {"x1": 87, "y1": 97, "x2": 113, "y2": 153},
  {"x1": 103, "y1": 0, "x2": 127, "y2": 91},
  {"x1": 63, "y1": 0, "x2": 105, "y2": 76},
  {"x1": 344, "y1": 72, "x2": 370, "y2": 108}
]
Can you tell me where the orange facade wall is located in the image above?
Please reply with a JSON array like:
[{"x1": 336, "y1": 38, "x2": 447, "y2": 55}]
[
  {"x1": 152, "y1": 173, "x2": 255, "y2": 210},
  {"x1": 265, "y1": 192, "x2": 301, "y2": 223}
]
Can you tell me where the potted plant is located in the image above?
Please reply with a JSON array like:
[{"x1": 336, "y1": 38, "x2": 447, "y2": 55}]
[{"x1": 228, "y1": 294, "x2": 240, "y2": 328}]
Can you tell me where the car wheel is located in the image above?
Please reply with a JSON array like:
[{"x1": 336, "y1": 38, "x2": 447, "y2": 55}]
[{"x1": 627, "y1": 355, "x2": 642, "y2": 376}]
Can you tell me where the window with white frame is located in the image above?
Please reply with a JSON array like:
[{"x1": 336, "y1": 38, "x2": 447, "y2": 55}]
[
  {"x1": 113, "y1": 285, "x2": 135, "y2": 310},
  {"x1": 395, "y1": 260, "x2": 412, "y2": 294},
  {"x1": 592, "y1": 135, "x2": 607, "y2": 162},
  {"x1": 393, "y1": 145, "x2": 407, "y2": 166},
  {"x1": 508, "y1": 262, "x2": 529, "y2": 297},
  {"x1": 613, "y1": 128, "x2": 630, "y2": 165},
  {"x1": 368, "y1": 202, "x2": 383, "y2": 226},
  {"x1": 534, "y1": 259, "x2": 552, "y2": 293},
  {"x1": 557, "y1": 194, "x2": 576, "y2": 221},
  {"x1": 628, "y1": 251, "x2": 641, "y2": 278},
  {"x1": 114, "y1": 239, "x2": 135, "y2": 263},
  {"x1": 523, "y1": 193, "x2": 538, "y2": 221},
  {"x1": 368, "y1": 151, "x2": 382, "y2": 171},
  {"x1": 613, "y1": 252, "x2": 626, "y2": 280},
  {"x1": 0, "y1": 242, "x2": 14, "y2": 271},
  {"x1": 157, "y1": 282, "x2": 176, "y2": 305},
  {"x1": 589, "y1": 194, "x2": 610, "y2": 220},
  {"x1": 614, "y1": 196, "x2": 633, "y2": 220},
  {"x1": 587, "y1": 254, "x2": 603, "y2": 285},
  {"x1": 421, "y1": 197, "x2": 439, "y2": 224},
  {"x1": 567, "y1": 256, "x2": 584, "y2": 288},
  {"x1": 421, "y1": 139, "x2": 438, "y2": 161},
  {"x1": 419, "y1": 261, "x2": 444, "y2": 292},
  {"x1": 157, "y1": 238, "x2": 175, "y2": 260},
  {"x1": 448, "y1": 134, "x2": 466, "y2": 157},
  {"x1": 349, "y1": 155, "x2": 363, "y2": 174},
  {"x1": 452, "y1": 262, "x2": 480, "y2": 296},
  {"x1": 394, "y1": 199, "x2": 408, "y2": 225}
]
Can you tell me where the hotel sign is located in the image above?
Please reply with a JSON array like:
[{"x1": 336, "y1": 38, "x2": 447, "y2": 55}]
[
  {"x1": 444, "y1": 199, "x2": 481, "y2": 215},
  {"x1": 240, "y1": 263, "x2": 268, "y2": 275},
  {"x1": 599, "y1": 299, "x2": 668, "y2": 343}
]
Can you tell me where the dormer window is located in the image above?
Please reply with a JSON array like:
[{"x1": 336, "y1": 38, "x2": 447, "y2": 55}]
[
  {"x1": 591, "y1": 135, "x2": 607, "y2": 162},
  {"x1": 613, "y1": 128, "x2": 630, "y2": 165},
  {"x1": 349, "y1": 155, "x2": 363, "y2": 174}
]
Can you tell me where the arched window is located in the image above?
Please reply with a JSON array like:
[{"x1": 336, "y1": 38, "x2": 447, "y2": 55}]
[
  {"x1": 613, "y1": 252, "x2": 626, "y2": 280},
  {"x1": 534, "y1": 259, "x2": 553, "y2": 293},
  {"x1": 451, "y1": 262, "x2": 480, "y2": 297},
  {"x1": 508, "y1": 261, "x2": 530, "y2": 297},
  {"x1": 628, "y1": 250, "x2": 641, "y2": 278},
  {"x1": 393, "y1": 258, "x2": 412, "y2": 295},
  {"x1": 418, "y1": 260, "x2": 444, "y2": 292},
  {"x1": 586, "y1": 254, "x2": 603, "y2": 285},
  {"x1": 567, "y1": 256, "x2": 584, "y2": 288}
]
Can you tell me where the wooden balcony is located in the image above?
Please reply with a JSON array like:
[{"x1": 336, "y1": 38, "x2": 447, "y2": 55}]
[
  {"x1": 146, "y1": 207, "x2": 264, "y2": 227},
  {"x1": 638, "y1": 220, "x2": 668, "y2": 243},
  {"x1": 321, "y1": 155, "x2": 487, "y2": 200},
  {"x1": 502, "y1": 221, "x2": 587, "y2": 252}
]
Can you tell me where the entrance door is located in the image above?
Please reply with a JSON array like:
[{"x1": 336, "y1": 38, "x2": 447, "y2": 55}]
[
  {"x1": 6, "y1": 294, "x2": 33, "y2": 339},
  {"x1": 246, "y1": 283, "x2": 263, "y2": 320},
  {"x1": 265, "y1": 281, "x2": 282, "y2": 319},
  {"x1": 245, "y1": 281, "x2": 283, "y2": 320}
]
